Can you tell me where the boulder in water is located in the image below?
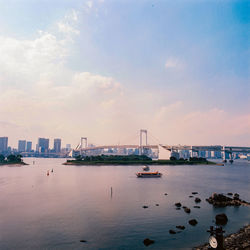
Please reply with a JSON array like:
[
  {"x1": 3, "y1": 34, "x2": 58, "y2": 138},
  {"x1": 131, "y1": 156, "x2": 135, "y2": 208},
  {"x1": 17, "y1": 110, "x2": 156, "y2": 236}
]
[
  {"x1": 189, "y1": 219, "x2": 198, "y2": 226},
  {"x1": 175, "y1": 202, "x2": 182, "y2": 207},
  {"x1": 169, "y1": 230, "x2": 176, "y2": 234},
  {"x1": 184, "y1": 207, "x2": 191, "y2": 213},
  {"x1": 215, "y1": 213, "x2": 228, "y2": 225},
  {"x1": 143, "y1": 238, "x2": 155, "y2": 246},
  {"x1": 195, "y1": 197, "x2": 201, "y2": 203}
]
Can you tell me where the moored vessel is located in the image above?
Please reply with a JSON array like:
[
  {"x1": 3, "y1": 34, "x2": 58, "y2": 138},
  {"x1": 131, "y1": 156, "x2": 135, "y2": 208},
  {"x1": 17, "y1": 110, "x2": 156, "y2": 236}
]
[{"x1": 136, "y1": 171, "x2": 162, "y2": 178}]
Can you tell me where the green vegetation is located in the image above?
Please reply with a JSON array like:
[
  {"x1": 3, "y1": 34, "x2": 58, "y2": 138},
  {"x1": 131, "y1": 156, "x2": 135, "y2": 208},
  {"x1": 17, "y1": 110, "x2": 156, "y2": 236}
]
[
  {"x1": 0, "y1": 154, "x2": 26, "y2": 165},
  {"x1": 64, "y1": 155, "x2": 215, "y2": 165}
]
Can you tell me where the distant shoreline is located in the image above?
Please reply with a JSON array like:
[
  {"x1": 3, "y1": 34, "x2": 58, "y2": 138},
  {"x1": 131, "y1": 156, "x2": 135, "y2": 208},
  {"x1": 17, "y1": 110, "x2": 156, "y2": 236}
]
[
  {"x1": 63, "y1": 160, "x2": 216, "y2": 166},
  {"x1": 0, "y1": 162, "x2": 28, "y2": 166}
]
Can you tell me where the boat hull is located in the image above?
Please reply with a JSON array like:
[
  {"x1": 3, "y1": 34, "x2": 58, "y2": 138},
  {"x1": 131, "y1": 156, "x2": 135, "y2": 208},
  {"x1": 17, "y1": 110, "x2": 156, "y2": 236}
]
[{"x1": 136, "y1": 172, "x2": 162, "y2": 178}]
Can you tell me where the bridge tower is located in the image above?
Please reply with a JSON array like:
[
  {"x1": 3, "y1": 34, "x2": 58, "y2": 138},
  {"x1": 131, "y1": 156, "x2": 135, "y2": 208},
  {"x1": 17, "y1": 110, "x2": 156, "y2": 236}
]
[
  {"x1": 80, "y1": 137, "x2": 88, "y2": 155},
  {"x1": 222, "y1": 146, "x2": 226, "y2": 161},
  {"x1": 139, "y1": 129, "x2": 148, "y2": 155}
]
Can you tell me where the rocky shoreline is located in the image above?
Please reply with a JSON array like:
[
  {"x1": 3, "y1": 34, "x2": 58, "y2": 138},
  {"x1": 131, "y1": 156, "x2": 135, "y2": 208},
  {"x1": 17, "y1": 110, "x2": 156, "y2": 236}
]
[{"x1": 193, "y1": 224, "x2": 250, "y2": 250}]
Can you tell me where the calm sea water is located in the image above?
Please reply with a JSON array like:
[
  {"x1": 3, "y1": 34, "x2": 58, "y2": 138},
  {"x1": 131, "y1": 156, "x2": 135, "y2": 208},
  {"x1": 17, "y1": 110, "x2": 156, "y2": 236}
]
[{"x1": 0, "y1": 158, "x2": 249, "y2": 250}]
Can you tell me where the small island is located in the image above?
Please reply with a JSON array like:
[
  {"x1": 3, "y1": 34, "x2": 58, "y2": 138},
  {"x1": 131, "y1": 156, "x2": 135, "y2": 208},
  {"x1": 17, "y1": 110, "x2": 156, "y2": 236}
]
[
  {"x1": 63, "y1": 155, "x2": 215, "y2": 165},
  {"x1": 0, "y1": 154, "x2": 28, "y2": 166}
]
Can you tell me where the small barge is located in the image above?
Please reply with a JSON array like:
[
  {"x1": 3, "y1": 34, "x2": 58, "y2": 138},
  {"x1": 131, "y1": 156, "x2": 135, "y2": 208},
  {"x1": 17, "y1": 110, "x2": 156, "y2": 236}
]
[{"x1": 136, "y1": 171, "x2": 162, "y2": 178}]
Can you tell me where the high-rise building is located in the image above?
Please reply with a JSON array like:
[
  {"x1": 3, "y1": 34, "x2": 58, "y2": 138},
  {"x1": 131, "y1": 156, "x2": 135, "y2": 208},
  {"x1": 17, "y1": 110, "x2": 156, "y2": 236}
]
[
  {"x1": 53, "y1": 138, "x2": 61, "y2": 153},
  {"x1": 0, "y1": 137, "x2": 8, "y2": 152},
  {"x1": 38, "y1": 138, "x2": 49, "y2": 153},
  {"x1": 26, "y1": 141, "x2": 32, "y2": 152},
  {"x1": 18, "y1": 140, "x2": 26, "y2": 152}
]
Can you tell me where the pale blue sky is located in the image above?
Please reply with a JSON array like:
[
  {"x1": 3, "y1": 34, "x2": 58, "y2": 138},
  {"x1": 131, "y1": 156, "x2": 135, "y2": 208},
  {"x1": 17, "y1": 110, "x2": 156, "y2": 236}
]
[{"x1": 0, "y1": 0, "x2": 249, "y2": 147}]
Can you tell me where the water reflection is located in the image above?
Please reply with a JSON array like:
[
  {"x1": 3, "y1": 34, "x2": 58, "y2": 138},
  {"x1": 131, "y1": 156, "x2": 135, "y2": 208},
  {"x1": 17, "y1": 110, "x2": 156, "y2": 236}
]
[{"x1": 0, "y1": 158, "x2": 249, "y2": 249}]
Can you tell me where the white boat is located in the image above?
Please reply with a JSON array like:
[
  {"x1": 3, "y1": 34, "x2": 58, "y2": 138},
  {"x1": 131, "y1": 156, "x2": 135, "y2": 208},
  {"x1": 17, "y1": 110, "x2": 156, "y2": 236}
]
[{"x1": 136, "y1": 171, "x2": 162, "y2": 178}]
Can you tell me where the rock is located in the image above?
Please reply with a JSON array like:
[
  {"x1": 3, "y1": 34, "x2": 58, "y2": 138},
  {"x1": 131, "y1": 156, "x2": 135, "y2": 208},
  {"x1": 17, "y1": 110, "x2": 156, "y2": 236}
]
[
  {"x1": 227, "y1": 192, "x2": 233, "y2": 196},
  {"x1": 192, "y1": 192, "x2": 198, "y2": 195},
  {"x1": 176, "y1": 225, "x2": 185, "y2": 230},
  {"x1": 194, "y1": 206, "x2": 200, "y2": 208},
  {"x1": 206, "y1": 192, "x2": 249, "y2": 207},
  {"x1": 189, "y1": 219, "x2": 198, "y2": 226},
  {"x1": 195, "y1": 197, "x2": 201, "y2": 203},
  {"x1": 189, "y1": 195, "x2": 194, "y2": 198},
  {"x1": 143, "y1": 238, "x2": 155, "y2": 246},
  {"x1": 193, "y1": 224, "x2": 250, "y2": 249},
  {"x1": 169, "y1": 229, "x2": 176, "y2": 234},
  {"x1": 182, "y1": 206, "x2": 187, "y2": 209},
  {"x1": 233, "y1": 193, "x2": 240, "y2": 200},
  {"x1": 176, "y1": 207, "x2": 181, "y2": 210},
  {"x1": 217, "y1": 194, "x2": 232, "y2": 202},
  {"x1": 164, "y1": 193, "x2": 168, "y2": 196},
  {"x1": 184, "y1": 207, "x2": 191, "y2": 213},
  {"x1": 215, "y1": 213, "x2": 228, "y2": 225},
  {"x1": 142, "y1": 205, "x2": 148, "y2": 209},
  {"x1": 155, "y1": 204, "x2": 159, "y2": 206},
  {"x1": 175, "y1": 202, "x2": 182, "y2": 207},
  {"x1": 231, "y1": 200, "x2": 241, "y2": 206},
  {"x1": 80, "y1": 240, "x2": 87, "y2": 243}
]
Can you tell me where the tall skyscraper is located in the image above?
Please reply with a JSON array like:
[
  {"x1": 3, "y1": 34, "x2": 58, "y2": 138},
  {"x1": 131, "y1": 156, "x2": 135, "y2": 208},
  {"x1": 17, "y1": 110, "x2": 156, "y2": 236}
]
[
  {"x1": 18, "y1": 140, "x2": 26, "y2": 152},
  {"x1": 0, "y1": 137, "x2": 8, "y2": 152},
  {"x1": 53, "y1": 138, "x2": 61, "y2": 153},
  {"x1": 26, "y1": 141, "x2": 32, "y2": 152},
  {"x1": 38, "y1": 138, "x2": 49, "y2": 153}
]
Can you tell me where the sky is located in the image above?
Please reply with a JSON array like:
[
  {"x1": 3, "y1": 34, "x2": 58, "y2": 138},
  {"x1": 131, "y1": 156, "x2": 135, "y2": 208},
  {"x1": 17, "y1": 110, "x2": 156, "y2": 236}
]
[{"x1": 0, "y1": 0, "x2": 249, "y2": 148}]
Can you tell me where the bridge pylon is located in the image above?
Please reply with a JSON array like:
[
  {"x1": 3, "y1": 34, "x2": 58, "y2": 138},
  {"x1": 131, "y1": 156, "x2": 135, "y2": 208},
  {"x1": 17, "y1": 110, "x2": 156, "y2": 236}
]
[
  {"x1": 80, "y1": 137, "x2": 88, "y2": 155},
  {"x1": 139, "y1": 129, "x2": 148, "y2": 155}
]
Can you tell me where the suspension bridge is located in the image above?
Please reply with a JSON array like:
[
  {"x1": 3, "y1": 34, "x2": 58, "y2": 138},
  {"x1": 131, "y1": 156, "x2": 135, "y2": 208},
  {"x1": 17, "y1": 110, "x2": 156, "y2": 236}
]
[{"x1": 71, "y1": 129, "x2": 250, "y2": 160}]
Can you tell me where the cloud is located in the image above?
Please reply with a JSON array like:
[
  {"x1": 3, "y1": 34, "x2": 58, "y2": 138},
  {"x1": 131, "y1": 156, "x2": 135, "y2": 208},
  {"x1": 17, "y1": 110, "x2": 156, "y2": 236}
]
[
  {"x1": 151, "y1": 107, "x2": 250, "y2": 146},
  {"x1": 86, "y1": 1, "x2": 93, "y2": 9},
  {"x1": 57, "y1": 10, "x2": 80, "y2": 35},
  {"x1": 0, "y1": 8, "x2": 249, "y2": 148},
  {"x1": 165, "y1": 58, "x2": 183, "y2": 69},
  {"x1": 0, "y1": 9, "x2": 126, "y2": 146}
]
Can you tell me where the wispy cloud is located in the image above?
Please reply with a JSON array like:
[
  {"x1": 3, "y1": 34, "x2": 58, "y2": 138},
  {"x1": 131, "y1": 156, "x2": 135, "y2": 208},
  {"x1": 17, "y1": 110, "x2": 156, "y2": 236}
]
[
  {"x1": 57, "y1": 10, "x2": 80, "y2": 36},
  {"x1": 165, "y1": 58, "x2": 183, "y2": 69}
]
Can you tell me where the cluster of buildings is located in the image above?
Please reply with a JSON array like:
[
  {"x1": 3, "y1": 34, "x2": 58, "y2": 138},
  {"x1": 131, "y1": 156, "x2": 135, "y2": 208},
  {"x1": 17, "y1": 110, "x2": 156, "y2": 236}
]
[
  {"x1": 1, "y1": 136, "x2": 249, "y2": 160},
  {"x1": 0, "y1": 136, "x2": 71, "y2": 157}
]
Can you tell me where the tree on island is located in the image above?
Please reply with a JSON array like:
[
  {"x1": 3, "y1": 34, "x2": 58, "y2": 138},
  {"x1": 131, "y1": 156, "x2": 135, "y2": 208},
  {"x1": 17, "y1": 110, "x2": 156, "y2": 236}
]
[
  {"x1": 73, "y1": 154, "x2": 152, "y2": 162},
  {"x1": 75, "y1": 155, "x2": 83, "y2": 161},
  {"x1": 0, "y1": 154, "x2": 5, "y2": 162},
  {"x1": 7, "y1": 154, "x2": 23, "y2": 163},
  {"x1": 170, "y1": 156, "x2": 177, "y2": 161}
]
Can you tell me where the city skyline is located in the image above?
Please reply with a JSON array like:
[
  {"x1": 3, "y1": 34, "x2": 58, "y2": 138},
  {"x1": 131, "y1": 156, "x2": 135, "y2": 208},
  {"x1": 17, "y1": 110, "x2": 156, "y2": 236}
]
[
  {"x1": 0, "y1": 0, "x2": 249, "y2": 147},
  {"x1": 2, "y1": 137, "x2": 66, "y2": 152}
]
